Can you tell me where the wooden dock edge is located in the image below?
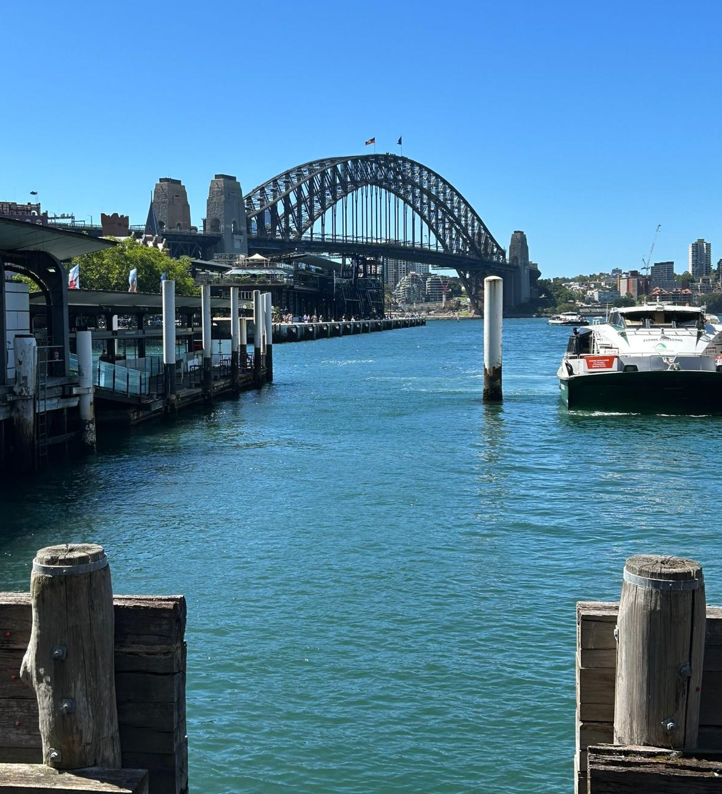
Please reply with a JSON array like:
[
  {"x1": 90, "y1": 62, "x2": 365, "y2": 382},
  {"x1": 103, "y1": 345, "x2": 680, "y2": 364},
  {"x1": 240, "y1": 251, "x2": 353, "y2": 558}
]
[
  {"x1": 575, "y1": 601, "x2": 722, "y2": 794},
  {"x1": 0, "y1": 594, "x2": 186, "y2": 794}
]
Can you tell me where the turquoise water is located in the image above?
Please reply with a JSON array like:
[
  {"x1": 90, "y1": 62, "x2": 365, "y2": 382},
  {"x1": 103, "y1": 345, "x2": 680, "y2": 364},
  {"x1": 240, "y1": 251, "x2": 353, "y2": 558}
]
[{"x1": 3, "y1": 318, "x2": 722, "y2": 793}]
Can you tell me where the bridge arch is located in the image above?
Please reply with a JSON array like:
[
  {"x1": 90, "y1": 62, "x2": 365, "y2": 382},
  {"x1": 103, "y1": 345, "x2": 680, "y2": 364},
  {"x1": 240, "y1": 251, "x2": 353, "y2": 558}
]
[{"x1": 244, "y1": 154, "x2": 506, "y2": 265}]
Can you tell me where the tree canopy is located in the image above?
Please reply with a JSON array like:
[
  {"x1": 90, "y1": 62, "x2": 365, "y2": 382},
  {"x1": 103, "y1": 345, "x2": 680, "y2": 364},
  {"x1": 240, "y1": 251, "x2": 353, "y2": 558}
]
[{"x1": 69, "y1": 238, "x2": 197, "y2": 296}]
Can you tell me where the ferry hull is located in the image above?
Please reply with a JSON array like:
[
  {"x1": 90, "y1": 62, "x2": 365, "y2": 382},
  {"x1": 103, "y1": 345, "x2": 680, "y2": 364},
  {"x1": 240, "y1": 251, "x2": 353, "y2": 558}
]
[{"x1": 560, "y1": 370, "x2": 722, "y2": 412}]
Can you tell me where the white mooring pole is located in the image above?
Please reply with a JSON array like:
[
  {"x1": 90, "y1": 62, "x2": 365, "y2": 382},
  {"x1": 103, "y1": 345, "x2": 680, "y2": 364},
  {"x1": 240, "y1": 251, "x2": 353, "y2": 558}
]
[
  {"x1": 13, "y1": 335, "x2": 37, "y2": 473},
  {"x1": 483, "y1": 276, "x2": 503, "y2": 402},
  {"x1": 253, "y1": 289, "x2": 262, "y2": 385},
  {"x1": 230, "y1": 287, "x2": 239, "y2": 391},
  {"x1": 76, "y1": 330, "x2": 96, "y2": 452},
  {"x1": 264, "y1": 292, "x2": 273, "y2": 383},
  {"x1": 201, "y1": 284, "x2": 212, "y2": 398},
  {"x1": 162, "y1": 279, "x2": 176, "y2": 402}
]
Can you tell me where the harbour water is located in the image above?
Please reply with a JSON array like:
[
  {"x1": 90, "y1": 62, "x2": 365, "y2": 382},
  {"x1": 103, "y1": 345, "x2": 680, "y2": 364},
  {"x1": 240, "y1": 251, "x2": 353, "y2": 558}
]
[{"x1": 2, "y1": 318, "x2": 722, "y2": 793}]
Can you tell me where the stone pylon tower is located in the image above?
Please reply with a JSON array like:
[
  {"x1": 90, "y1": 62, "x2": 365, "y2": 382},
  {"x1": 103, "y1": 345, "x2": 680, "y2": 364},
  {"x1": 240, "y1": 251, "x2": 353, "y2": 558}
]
[
  {"x1": 151, "y1": 178, "x2": 191, "y2": 231},
  {"x1": 508, "y1": 230, "x2": 531, "y2": 303},
  {"x1": 205, "y1": 174, "x2": 248, "y2": 256}
]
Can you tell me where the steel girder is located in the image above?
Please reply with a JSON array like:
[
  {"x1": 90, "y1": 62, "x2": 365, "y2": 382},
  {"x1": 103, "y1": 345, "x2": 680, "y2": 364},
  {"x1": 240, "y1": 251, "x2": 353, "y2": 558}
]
[{"x1": 244, "y1": 154, "x2": 506, "y2": 266}]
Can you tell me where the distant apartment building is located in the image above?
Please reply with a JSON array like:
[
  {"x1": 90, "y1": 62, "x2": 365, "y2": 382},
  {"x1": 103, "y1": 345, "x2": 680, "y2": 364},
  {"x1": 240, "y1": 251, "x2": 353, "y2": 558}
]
[
  {"x1": 593, "y1": 289, "x2": 620, "y2": 304},
  {"x1": 689, "y1": 239, "x2": 711, "y2": 278},
  {"x1": 617, "y1": 270, "x2": 649, "y2": 300},
  {"x1": 649, "y1": 286, "x2": 694, "y2": 304},
  {"x1": 650, "y1": 261, "x2": 675, "y2": 290},
  {"x1": 425, "y1": 274, "x2": 444, "y2": 302},
  {"x1": 393, "y1": 272, "x2": 426, "y2": 304},
  {"x1": 384, "y1": 258, "x2": 429, "y2": 287}
]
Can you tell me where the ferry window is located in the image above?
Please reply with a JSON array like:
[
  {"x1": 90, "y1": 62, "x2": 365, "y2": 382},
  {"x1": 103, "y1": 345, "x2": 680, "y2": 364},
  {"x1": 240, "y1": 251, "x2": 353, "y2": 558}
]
[{"x1": 671, "y1": 313, "x2": 701, "y2": 328}]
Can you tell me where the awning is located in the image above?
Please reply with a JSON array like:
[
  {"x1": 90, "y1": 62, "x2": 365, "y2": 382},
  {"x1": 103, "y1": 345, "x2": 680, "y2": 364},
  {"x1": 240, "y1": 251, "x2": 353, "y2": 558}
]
[
  {"x1": 0, "y1": 217, "x2": 115, "y2": 261},
  {"x1": 29, "y1": 288, "x2": 251, "y2": 312}
]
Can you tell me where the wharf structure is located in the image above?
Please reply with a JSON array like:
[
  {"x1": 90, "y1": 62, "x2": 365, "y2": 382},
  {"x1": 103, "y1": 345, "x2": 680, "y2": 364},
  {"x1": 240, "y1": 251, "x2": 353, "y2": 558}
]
[{"x1": 0, "y1": 219, "x2": 423, "y2": 476}]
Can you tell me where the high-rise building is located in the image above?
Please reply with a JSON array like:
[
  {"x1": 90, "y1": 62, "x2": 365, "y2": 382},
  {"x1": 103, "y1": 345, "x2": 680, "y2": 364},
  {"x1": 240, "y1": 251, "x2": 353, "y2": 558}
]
[
  {"x1": 206, "y1": 174, "x2": 248, "y2": 256},
  {"x1": 508, "y1": 230, "x2": 531, "y2": 303},
  {"x1": 650, "y1": 261, "x2": 675, "y2": 290},
  {"x1": 384, "y1": 258, "x2": 429, "y2": 288},
  {"x1": 151, "y1": 178, "x2": 191, "y2": 231},
  {"x1": 689, "y1": 239, "x2": 711, "y2": 278}
]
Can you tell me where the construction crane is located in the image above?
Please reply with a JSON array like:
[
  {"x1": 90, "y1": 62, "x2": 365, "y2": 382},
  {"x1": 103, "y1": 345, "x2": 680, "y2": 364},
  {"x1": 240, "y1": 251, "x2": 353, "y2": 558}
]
[{"x1": 641, "y1": 224, "x2": 662, "y2": 275}]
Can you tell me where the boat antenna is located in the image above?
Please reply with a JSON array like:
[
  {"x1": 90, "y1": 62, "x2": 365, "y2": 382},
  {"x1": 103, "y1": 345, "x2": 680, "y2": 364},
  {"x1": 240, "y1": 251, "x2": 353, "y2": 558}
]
[{"x1": 641, "y1": 224, "x2": 662, "y2": 275}]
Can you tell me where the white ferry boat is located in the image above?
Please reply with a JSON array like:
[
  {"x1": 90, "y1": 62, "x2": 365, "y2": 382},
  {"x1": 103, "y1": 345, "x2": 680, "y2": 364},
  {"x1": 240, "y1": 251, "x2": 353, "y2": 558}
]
[
  {"x1": 549, "y1": 312, "x2": 589, "y2": 326},
  {"x1": 557, "y1": 304, "x2": 722, "y2": 411}
]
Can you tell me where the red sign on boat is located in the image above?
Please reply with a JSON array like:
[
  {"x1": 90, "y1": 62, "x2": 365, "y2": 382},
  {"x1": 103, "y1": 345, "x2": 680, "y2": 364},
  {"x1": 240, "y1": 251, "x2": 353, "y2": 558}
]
[{"x1": 584, "y1": 355, "x2": 617, "y2": 371}]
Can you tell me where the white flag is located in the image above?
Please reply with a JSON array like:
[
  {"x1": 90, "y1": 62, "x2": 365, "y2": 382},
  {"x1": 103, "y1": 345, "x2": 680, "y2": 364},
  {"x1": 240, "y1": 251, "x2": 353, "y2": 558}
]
[{"x1": 68, "y1": 264, "x2": 80, "y2": 290}]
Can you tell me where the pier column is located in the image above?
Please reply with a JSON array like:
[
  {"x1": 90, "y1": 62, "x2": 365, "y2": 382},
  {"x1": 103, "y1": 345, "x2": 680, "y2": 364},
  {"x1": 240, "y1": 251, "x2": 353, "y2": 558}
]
[
  {"x1": 253, "y1": 290, "x2": 262, "y2": 386},
  {"x1": 483, "y1": 276, "x2": 503, "y2": 402},
  {"x1": 614, "y1": 555, "x2": 705, "y2": 749},
  {"x1": 12, "y1": 334, "x2": 37, "y2": 474},
  {"x1": 264, "y1": 292, "x2": 273, "y2": 383},
  {"x1": 202, "y1": 284, "x2": 212, "y2": 399},
  {"x1": 162, "y1": 280, "x2": 176, "y2": 405},
  {"x1": 76, "y1": 330, "x2": 96, "y2": 453},
  {"x1": 240, "y1": 317, "x2": 248, "y2": 369},
  {"x1": 230, "y1": 287, "x2": 240, "y2": 392}
]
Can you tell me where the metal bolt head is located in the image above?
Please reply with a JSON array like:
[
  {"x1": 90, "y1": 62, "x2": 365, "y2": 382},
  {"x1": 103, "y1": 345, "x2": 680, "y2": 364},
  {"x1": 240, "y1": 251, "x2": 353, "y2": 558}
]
[
  {"x1": 678, "y1": 662, "x2": 692, "y2": 678},
  {"x1": 662, "y1": 718, "x2": 678, "y2": 733},
  {"x1": 60, "y1": 698, "x2": 75, "y2": 714},
  {"x1": 48, "y1": 748, "x2": 61, "y2": 763},
  {"x1": 52, "y1": 646, "x2": 66, "y2": 661}
]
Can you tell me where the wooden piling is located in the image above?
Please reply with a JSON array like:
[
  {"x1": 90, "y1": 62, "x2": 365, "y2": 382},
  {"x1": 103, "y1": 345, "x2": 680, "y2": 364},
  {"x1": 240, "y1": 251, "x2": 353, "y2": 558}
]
[
  {"x1": 12, "y1": 335, "x2": 37, "y2": 475},
  {"x1": 614, "y1": 555, "x2": 706, "y2": 749},
  {"x1": 20, "y1": 544, "x2": 121, "y2": 769},
  {"x1": 483, "y1": 276, "x2": 503, "y2": 402}
]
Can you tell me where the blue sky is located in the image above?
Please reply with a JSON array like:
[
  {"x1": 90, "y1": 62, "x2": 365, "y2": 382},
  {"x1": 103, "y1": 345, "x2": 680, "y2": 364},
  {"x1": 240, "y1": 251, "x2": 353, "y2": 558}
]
[{"x1": 2, "y1": 0, "x2": 720, "y2": 278}]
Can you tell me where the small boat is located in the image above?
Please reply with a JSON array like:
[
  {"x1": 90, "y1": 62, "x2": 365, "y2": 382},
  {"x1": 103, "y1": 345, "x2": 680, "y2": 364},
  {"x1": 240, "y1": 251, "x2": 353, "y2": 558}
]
[
  {"x1": 557, "y1": 304, "x2": 722, "y2": 411},
  {"x1": 549, "y1": 312, "x2": 589, "y2": 326}
]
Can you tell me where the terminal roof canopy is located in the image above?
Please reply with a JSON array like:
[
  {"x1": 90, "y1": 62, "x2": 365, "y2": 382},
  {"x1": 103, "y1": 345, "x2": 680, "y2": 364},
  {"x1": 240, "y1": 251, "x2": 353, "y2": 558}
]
[{"x1": 0, "y1": 217, "x2": 114, "y2": 261}]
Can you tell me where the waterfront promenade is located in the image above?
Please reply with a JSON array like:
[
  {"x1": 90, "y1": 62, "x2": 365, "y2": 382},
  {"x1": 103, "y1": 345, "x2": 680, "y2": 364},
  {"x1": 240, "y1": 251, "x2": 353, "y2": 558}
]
[{"x1": 3, "y1": 319, "x2": 722, "y2": 793}]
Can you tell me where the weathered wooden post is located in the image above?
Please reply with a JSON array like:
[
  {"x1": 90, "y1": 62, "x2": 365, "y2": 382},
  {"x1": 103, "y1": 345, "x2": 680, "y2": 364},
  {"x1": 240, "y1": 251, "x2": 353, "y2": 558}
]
[
  {"x1": 253, "y1": 290, "x2": 262, "y2": 386},
  {"x1": 230, "y1": 287, "x2": 240, "y2": 392},
  {"x1": 201, "y1": 284, "x2": 212, "y2": 399},
  {"x1": 12, "y1": 335, "x2": 37, "y2": 474},
  {"x1": 264, "y1": 293, "x2": 273, "y2": 383},
  {"x1": 20, "y1": 544, "x2": 121, "y2": 769},
  {"x1": 614, "y1": 554, "x2": 706, "y2": 749},
  {"x1": 483, "y1": 276, "x2": 503, "y2": 402},
  {"x1": 76, "y1": 330, "x2": 96, "y2": 453},
  {"x1": 162, "y1": 279, "x2": 176, "y2": 404}
]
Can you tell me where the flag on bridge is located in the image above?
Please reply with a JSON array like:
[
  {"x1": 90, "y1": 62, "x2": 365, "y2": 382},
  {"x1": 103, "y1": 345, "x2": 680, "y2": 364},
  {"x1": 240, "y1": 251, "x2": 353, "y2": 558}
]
[
  {"x1": 365, "y1": 137, "x2": 375, "y2": 146},
  {"x1": 68, "y1": 264, "x2": 80, "y2": 290},
  {"x1": 128, "y1": 268, "x2": 138, "y2": 293},
  {"x1": 397, "y1": 136, "x2": 402, "y2": 145}
]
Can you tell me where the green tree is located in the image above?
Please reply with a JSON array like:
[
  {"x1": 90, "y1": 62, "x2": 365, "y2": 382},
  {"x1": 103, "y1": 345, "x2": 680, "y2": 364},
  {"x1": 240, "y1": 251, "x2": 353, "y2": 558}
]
[
  {"x1": 675, "y1": 271, "x2": 694, "y2": 287},
  {"x1": 704, "y1": 293, "x2": 722, "y2": 314},
  {"x1": 69, "y1": 238, "x2": 197, "y2": 296},
  {"x1": 613, "y1": 293, "x2": 636, "y2": 307}
]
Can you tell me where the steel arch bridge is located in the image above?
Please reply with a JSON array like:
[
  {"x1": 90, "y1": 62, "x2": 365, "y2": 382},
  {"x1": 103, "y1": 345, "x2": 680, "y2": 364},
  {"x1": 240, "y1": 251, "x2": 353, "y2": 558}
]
[{"x1": 244, "y1": 154, "x2": 529, "y2": 312}]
